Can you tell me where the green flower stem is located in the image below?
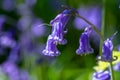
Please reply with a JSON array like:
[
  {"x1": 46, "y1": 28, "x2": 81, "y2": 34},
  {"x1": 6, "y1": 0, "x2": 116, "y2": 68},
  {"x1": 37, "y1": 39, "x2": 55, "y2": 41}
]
[
  {"x1": 75, "y1": 13, "x2": 105, "y2": 41},
  {"x1": 109, "y1": 62, "x2": 115, "y2": 80},
  {"x1": 102, "y1": 0, "x2": 115, "y2": 80}
]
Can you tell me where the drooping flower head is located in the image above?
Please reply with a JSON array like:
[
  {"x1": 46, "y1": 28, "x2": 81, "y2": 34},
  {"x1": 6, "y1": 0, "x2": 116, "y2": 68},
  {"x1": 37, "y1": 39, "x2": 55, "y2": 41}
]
[
  {"x1": 92, "y1": 70, "x2": 110, "y2": 80},
  {"x1": 42, "y1": 35, "x2": 60, "y2": 56},
  {"x1": 76, "y1": 27, "x2": 94, "y2": 55},
  {"x1": 98, "y1": 32, "x2": 117, "y2": 62},
  {"x1": 50, "y1": 9, "x2": 71, "y2": 45},
  {"x1": 101, "y1": 39, "x2": 113, "y2": 62}
]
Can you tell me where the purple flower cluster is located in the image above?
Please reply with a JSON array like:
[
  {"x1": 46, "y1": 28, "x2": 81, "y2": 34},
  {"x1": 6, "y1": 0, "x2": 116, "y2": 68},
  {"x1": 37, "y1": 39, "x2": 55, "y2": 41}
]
[
  {"x1": 42, "y1": 9, "x2": 95, "y2": 56},
  {"x1": 0, "y1": 1, "x2": 45, "y2": 79}
]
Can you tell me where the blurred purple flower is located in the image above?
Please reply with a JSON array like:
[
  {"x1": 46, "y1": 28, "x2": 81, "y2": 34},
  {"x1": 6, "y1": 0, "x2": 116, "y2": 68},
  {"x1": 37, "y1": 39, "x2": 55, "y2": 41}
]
[
  {"x1": 8, "y1": 44, "x2": 20, "y2": 62},
  {"x1": 20, "y1": 70, "x2": 30, "y2": 80},
  {"x1": 0, "y1": 32, "x2": 16, "y2": 48},
  {"x1": 117, "y1": 45, "x2": 120, "y2": 51},
  {"x1": 2, "y1": 0, "x2": 15, "y2": 11},
  {"x1": 42, "y1": 35, "x2": 60, "y2": 56},
  {"x1": 25, "y1": 0, "x2": 37, "y2": 7},
  {"x1": 92, "y1": 70, "x2": 110, "y2": 80},
  {"x1": 16, "y1": 3, "x2": 32, "y2": 16},
  {"x1": 17, "y1": 16, "x2": 32, "y2": 31},
  {"x1": 76, "y1": 27, "x2": 94, "y2": 55},
  {"x1": 1, "y1": 61, "x2": 20, "y2": 80},
  {"x1": 31, "y1": 19, "x2": 46, "y2": 37},
  {"x1": 50, "y1": 10, "x2": 71, "y2": 44},
  {"x1": 0, "y1": 15, "x2": 6, "y2": 31},
  {"x1": 113, "y1": 62, "x2": 120, "y2": 71},
  {"x1": 19, "y1": 33, "x2": 36, "y2": 53},
  {"x1": 74, "y1": 6, "x2": 101, "y2": 30}
]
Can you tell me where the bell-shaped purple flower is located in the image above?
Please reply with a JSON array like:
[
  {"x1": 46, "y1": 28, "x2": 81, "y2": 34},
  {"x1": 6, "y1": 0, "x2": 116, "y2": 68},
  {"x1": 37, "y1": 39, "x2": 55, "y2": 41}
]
[
  {"x1": 92, "y1": 71, "x2": 110, "y2": 80},
  {"x1": 76, "y1": 27, "x2": 94, "y2": 55},
  {"x1": 42, "y1": 35, "x2": 60, "y2": 56},
  {"x1": 101, "y1": 39, "x2": 113, "y2": 61},
  {"x1": 50, "y1": 10, "x2": 71, "y2": 44}
]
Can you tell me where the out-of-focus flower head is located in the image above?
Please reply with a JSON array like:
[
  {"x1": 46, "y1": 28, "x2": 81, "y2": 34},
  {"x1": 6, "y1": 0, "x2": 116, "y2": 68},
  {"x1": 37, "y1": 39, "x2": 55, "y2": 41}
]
[
  {"x1": 16, "y1": 3, "x2": 33, "y2": 16},
  {"x1": 42, "y1": 35, "x2": 60, "y2": 56},
  {"x1": 117, "y1": 45, "x2": 120, "y2": 51},
  {"x1": 2, "y1": 0, "x2": 15, "y2": 11},
  {"x1": 0, "y1": 15, "x2": 6, "y2": 31},
  {"x1": 20, "y1": 70, "x2": 30, "y2": 80},
  {"x1": 0, "y1": 32, "x2": 16, "y2": 48},
  {"x1": 1, "y1": 60, "x2": 20, "y2": 80},
  {"x1": 76, "y1": 27, "x2": 94, "y2": 55},
  {"x1": 31, "y1": 18, "x2": 46, "y2": 37},
  {"x1": 113, "y1": 62, "x2": 120, "y2": 71},
  {"x1": 50, "y1": 9, "x2": 71, "y2": 44},
  {"x1": 19, "y1": 33, "x2": 36, "y2": 53},
  {"x1": 8, "y1": 44, "x2": 20, "y2": 62},
  {"x1": 92, "y1": 70, "x2": 110, "y2": 80},
  {"x1": 25, "y1": 0, "x2": 37, "y2": 7},
  {"x1": 17, "y1": 16, "x2": 32, "y2": 31}
]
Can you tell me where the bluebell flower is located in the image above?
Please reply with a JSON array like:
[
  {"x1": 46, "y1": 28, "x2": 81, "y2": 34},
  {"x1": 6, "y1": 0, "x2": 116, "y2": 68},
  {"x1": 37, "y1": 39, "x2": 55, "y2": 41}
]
[
  {"x1": 92, "y1": 70, "x2": 110, "y2": 80},
  {"x1": 50, "y1": 10, "x2": 71, "y2": 44},
  {"x1": 101, "y1": 39, "x2": 113, "y2": 62},
  {"x1": 76, "y1": 27, "x2": 94, "y2": 55},
  {"x1": 98, "y1": 38, "x2": 117, "y2": 62},
  {"x1": 42, "y1": 35, "x2": 60, "y2": 56}
]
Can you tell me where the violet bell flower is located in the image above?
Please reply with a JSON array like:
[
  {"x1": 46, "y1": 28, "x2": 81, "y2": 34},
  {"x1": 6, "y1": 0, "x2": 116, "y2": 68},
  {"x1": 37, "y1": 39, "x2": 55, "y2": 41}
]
[
  {"x1": 42, "y1": 35, "x2": 60, "y2": 56},
  {"x1": 50, "y1": 9, "x2": 71, "y2": 44},
  {"x1": 98, "y1": 32, "x2": 118, "y2": 62},
  {"x1": 76, "y1": 27, "x2": 94, "y2": 55},
  {"x1": 98, "y1": 38, "x2": 117, "y2": 62}
]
